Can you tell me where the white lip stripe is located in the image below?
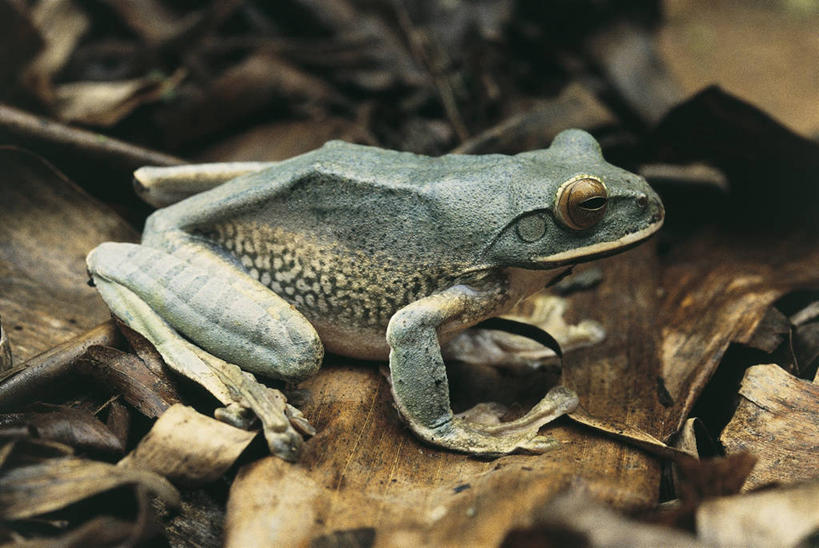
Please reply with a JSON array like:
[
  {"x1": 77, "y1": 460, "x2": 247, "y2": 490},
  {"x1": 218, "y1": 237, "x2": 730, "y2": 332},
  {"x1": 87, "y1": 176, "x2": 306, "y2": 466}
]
[{"x1": 535, "y1": 220, "x2": 663, "y2": 264}]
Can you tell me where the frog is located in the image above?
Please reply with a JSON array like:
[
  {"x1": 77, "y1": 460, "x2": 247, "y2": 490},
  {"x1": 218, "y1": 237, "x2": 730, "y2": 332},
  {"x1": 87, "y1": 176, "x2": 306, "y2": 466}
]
[{"x1": 86, "y1": 129, "x2": 664, "y2": 460}]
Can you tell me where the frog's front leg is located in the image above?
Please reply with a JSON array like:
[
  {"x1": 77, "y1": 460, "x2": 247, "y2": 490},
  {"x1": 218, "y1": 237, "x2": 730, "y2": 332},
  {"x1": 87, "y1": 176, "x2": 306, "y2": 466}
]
[
  {"x1": 386, "y1": 283, "x2": 579, "y2": 457},
  {"x1": 134, "y1": 162, "x2": 277, "y2": 208},
  {"x1": 86, "y1": 241, "x2": 322, "y2": 460}
]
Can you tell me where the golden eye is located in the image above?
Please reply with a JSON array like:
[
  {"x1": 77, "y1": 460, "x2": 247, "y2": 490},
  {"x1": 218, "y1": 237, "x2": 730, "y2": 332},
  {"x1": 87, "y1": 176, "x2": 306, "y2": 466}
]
[{"x1": 555, "y1": 176, "x2": 608, "y2": 230}]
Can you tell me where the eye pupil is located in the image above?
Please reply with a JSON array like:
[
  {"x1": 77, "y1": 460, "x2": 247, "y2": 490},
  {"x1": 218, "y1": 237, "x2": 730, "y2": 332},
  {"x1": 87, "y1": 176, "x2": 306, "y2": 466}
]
[
  {"x1": 579, "y1": 197, "x2": 606, "y2": 210},
  {"x1": 555, "y1": 176, "x2": 608, "y2": 230}
]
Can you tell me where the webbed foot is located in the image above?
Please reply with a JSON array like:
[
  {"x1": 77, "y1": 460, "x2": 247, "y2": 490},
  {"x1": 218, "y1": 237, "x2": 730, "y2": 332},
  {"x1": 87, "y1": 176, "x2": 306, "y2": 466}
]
[{"x1": 431, "y1": 386, "x2": 578, "y2": 456}]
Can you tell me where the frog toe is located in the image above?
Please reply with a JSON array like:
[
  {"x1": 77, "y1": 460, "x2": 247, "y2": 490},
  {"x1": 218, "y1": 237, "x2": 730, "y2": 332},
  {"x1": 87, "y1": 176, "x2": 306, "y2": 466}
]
[{"x1": 516, "y1": 434, "x2": 560, "y2": 454}]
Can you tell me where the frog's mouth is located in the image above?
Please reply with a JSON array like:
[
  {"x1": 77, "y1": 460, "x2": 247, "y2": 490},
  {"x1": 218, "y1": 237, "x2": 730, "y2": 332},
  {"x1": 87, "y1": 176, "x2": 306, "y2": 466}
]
[{"x1": 532, "y1": 218, "x2": 664, "y2": 268}]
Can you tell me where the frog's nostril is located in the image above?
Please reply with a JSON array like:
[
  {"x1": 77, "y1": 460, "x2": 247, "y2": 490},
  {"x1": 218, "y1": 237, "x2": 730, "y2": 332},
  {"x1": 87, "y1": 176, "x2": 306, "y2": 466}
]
[{"x1": 636, "y1": 194, "x2": 648, "y2": 208}]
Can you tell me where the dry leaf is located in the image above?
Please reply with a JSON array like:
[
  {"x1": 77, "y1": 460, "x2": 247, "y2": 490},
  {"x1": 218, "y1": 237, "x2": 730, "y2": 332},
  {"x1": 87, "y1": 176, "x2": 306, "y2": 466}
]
[
  {"x1": 119, "y1": 404, "x2": 256, "y2": 485},
  {"x1": 0, "y1": 314, "x2": 11, "y2": 371},
  {"x1": 0, "y1": 322, "x2": 121, "y2": 412},
  {"x1": 673, "y1": 453, "x2": 757, "y2": 502},
  {"x1": 100, "y1": 0, "x2": 189, "y2": 44},
  {"x1": 225, "y1": 248, "x2": 666, "y2": 546},
  {"x1": 0, "y1": 0, "x2": 42, "y2": 97},
  {"x1": 196, "y1": 117, "x2": 375, "y2": 164},
  {"x1": 0, "y1": 457, "x2": 179, "y2": 520},
  {"x1": 78, "y1": 345, "x2": 181, "y2": 419},
  {"x1": 105, "y1": 399, "x2": 130, "y2": 450},
  {"x1": 720, "y1": 364, "x2": 819, "y2": 490},
  {"x1": 503, "y1": 488, "x2": 705, "y2": 547},
  {"x1": 54, "y1": 70, "x2": 185, "y2": 127},
  {"x1": 0, "y1": 406, "x2": 123, "y2": 455},
  {"x1": 157, "y1": 49, "x2": 343, "y2": 148},
  {"x1": 452, "y1": 83, "x2": 615, "y2": 154},
  {"x1": 0, "y1": 105, "x2": 183, "y2": 210},
  {"x1": 657, "y1": 230, "x2": 819, "y2": 440},
  {"x1": 23, "y1": 0, "x2": 89, "y2": 102},
  {"x1": 0, "y1": 147, "x2": 137, "y2": 361},
  {"x1": 697, "y1": 481, "x2": 819, "y2": 547}
]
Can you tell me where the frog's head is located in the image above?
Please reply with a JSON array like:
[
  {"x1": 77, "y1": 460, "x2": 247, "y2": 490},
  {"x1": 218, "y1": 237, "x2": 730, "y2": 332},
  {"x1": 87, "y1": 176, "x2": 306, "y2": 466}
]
[{"x1": 481, "y1": 129, "x2": 664, "y2": 270}]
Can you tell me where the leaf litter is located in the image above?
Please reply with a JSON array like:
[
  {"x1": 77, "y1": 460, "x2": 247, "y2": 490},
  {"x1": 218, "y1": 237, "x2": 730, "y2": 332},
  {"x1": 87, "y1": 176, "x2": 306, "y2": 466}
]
[{"x1": 0, "y1": 0, "x2": 818, "y2": 546}]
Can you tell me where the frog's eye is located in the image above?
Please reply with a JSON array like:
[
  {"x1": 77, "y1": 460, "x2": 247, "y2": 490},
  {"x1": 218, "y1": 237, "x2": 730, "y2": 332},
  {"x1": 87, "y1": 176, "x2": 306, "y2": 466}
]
[
  {"x1": 516, "y1": 212, "x2": 548, "y2": 242},
  {"x1": 555, "y1": 176, "x2": 608, "y2": 230}
]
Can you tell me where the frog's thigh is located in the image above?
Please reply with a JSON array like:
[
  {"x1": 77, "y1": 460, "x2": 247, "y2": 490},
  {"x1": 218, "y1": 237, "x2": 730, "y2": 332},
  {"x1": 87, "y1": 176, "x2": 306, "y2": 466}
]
[{"x1": 87, "y1": 242, "x2": 323, "y2": 383}]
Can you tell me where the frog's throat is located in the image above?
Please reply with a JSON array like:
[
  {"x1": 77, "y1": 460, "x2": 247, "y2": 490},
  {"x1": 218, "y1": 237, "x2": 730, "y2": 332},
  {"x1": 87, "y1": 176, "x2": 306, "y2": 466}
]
[{"x1": 533, "y1": 218, "x2": 664, "y2": 268}]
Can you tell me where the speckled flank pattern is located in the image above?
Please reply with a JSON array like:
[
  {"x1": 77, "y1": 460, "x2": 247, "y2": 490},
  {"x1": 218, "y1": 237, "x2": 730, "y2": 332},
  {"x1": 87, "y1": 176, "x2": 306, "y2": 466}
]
[{"x1": 200, "y1": 221, "x2": 477, "y2": 329}]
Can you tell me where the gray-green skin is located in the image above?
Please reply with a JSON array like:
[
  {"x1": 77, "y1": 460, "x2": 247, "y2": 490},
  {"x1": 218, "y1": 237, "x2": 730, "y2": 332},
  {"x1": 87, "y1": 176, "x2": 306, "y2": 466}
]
[{"x1": 86, "y1": 129, "x2": 664, "y2": 457}]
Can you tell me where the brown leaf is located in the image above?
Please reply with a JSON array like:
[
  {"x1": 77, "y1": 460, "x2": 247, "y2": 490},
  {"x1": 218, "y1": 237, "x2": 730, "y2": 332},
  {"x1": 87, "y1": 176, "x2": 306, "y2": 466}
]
[
  {"x1": 0, "y1": 456, "x2": 179, "y2": 520},
  {"x1": 673, "y1": 453, "x2": 757, "y2": 502},
  {"x1": 104, "y1": 399, "x2": 130, "y2": 451},
  {"x1": 0, "y1": 438, "x2": 75, "y2": 470},
  {"x1": 744, "y1": 306, "x2": 791, "y2": 355},
  {"x1": 0, "y1": 313, "x2": 12, "y2": 371},
  {"x1": 14, "y1": 514, "x2": 158, "y2": 548},
  {"x1": 0, "y1": 0, "x2": 42, "y2": 98},
  {"x1": 443, "y1": 293, "x2": 604, "y2": 370},
  {"x1": 720, "y1": 364, "x2": 819, "y2": 490},
  {"x1": 119, "y1": 404, "x2": 256, "y2": 486},
  {"x1": 567, "y1": 405, "x2": 696, "y2": 464},
  {"x1": 0, "y1": 147, "x2": 137, "y2": 362},
  {"x1": 0, "y1": 322, "x2": 121, "y2": 412},
  {"x1": 157, "y1": 49, "x2": 344, "y2": 148},
  {"x1": 502, "y1": 487, "x2": 705, "y2": 548},
  {"x1": 651, "y1": 87, "x2": 819, "y2": 229},
  {"x1": 696, "y1": 481, "x2": 819, "y2": 547},
  {"x1": 657, "y1": 229, "x2": 819, "y2": 440},
  {"x1": 0, "y1": 106, "x2": 183, "y2": 214},
  {"x1": 78, "y1": 345, "x2": 181, "y2": 419},
  {"x1": 53, "y1": 70, "x2": 185, "y2": 127},
  {"x1": 0, "y1": 406, "x2": 123, "y2": 455},
  {"x1": 100, "y1": 0, "x2": 190, "y2": 44},
  {"x1": 225, "y1": 247, "x2": 665, "y2": 546},
  {"x1": 791, "y1": 315, "x2": 819, "y2": 381},
  {"x1": 196, "y1": 117, "x2": 376, "y2": 163},
  {"x1": 274, "y1": 0, "x2": 424, "y2": 91},
  {"x1": 22, "y1": 0, "x2": 89, "y2": 103},
  {"x1": 451, "y1": 84, "x2": 615, "y2": 155},
  {"x1": 672, "y1": 417, "x2": 720, "y2": 460},
  {"x1": 162, "y1": 488, "x2": 226, "y2": 548}
]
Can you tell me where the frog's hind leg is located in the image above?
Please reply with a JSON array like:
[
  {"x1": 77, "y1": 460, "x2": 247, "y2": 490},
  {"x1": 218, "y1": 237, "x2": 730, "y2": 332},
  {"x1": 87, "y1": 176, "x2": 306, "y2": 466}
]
[{"x1": 86, "y1": 242, "x2": 322, "y2": 460}]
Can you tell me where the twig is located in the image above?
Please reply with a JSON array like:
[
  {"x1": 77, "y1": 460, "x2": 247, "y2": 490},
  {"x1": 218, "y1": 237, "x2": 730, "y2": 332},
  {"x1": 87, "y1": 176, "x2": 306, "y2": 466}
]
[{"x1": 0, "y1": 104, "x2": 183, "y2": 169}]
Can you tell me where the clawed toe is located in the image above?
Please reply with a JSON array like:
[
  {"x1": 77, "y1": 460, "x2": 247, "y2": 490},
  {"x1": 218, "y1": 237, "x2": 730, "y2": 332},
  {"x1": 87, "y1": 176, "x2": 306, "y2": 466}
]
[{"x1": 517, "y1": 434, "x2": 560, "y2": 454}]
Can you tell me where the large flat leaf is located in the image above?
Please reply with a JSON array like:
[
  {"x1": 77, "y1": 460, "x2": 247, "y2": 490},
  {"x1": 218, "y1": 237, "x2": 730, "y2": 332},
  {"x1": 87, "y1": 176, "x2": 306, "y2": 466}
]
[
  {"x1": 225, "y1": 245, "x2": 665, "y2": 546},
  {"x1": 0, "y1": 147, "x2": 137, "y2": 361}
]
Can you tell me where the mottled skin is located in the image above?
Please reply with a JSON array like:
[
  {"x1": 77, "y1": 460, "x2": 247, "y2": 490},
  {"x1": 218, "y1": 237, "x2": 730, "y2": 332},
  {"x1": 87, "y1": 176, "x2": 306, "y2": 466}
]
[{"x1": 86, "y1": 129, "x2": 664, "y2": 456}]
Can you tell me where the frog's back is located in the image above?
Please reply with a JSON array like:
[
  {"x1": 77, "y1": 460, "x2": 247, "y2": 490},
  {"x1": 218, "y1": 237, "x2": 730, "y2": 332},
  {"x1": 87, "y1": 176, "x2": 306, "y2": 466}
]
[
  {"x1": 306, "y1": 140, "x2": 511, "y2": 191},
  {"x1": 195, "y1": 142, "x2": 514, "y2": 335}
]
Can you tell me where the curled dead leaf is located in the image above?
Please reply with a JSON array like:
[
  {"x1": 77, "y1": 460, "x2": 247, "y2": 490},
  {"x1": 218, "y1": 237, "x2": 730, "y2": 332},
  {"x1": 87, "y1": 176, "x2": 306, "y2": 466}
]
[
  {"x1": 0, "y1": 456, "x2": 179, "y2": 520},
  {"x1": 119, "y1": 404, "x2": 256, "y2": 486},
  {"x1": 720, "y1": 364, "x2": 819, "y2": 490}
]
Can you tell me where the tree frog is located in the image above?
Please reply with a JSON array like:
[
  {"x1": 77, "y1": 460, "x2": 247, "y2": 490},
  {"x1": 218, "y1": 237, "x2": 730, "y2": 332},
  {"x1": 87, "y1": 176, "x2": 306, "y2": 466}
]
[{"x1": 86, "y1": 129, "x2": 663, "y2": 459}]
